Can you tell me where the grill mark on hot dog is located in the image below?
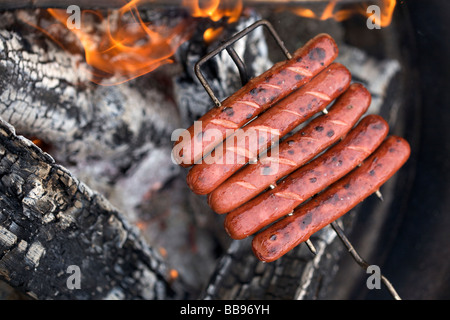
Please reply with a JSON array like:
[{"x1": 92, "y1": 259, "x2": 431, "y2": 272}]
[
  {"x1": 209, "y1": 119, "x2": 239, "y2": 129},
  {"x1": 280, "y1": 109, "x2": 303, "y2": 117},
  {"x1": 305, "y1": 91, "x2": 332, "y2": 101},
  {"x1": 346, "y1": 145, "x2": 372, "y2": 155},
  {"x1": 260, "y1": 157, "x2": 298, "y2": 167},
  {"x1": 328, "y1": 119, "x2": 348, "y2": 126},
  {"x1": 260, "y1": 83, "x2": 283, "y2": 90},
  {"x1": 234, "y1": 100, "x2": 261, "y2": 110},
  {"x1": 274, "y1": 191, "x2": 304, "y2": 201},
  {"x1": 235, "y1": 181, "x2": 258, "y2": 190},
  {"x1": 250, "y1": 126, "x2": 281, "y2": 136},
  {"x1": 251, "y1": 136, "x2": 411, "y2": 262},
  {"x1": 273, "y1": 158, "x2": 298, "y2": 166},
  {"x1": 287, "y1": 66, "x2": 314, "y2": 77}
]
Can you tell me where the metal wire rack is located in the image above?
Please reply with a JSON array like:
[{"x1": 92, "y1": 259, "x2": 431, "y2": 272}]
[{"x1": 194, "y1": 19, "x2": 401, "y2": 300}]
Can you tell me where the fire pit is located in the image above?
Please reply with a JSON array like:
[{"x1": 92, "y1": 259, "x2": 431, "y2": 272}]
[{"x1": 0, "y1": 0, "x2": 448, "y2": 301}]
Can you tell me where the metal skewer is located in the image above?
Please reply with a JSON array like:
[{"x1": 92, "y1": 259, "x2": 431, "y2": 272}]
[
  {"x1": 375, "y1": 189, "x2": 384, "y2": 201},
  {"x1": 331, "y1": 221, "x2": 401, "y2": 300},
  {"x1": 305, "y1": 239, "x2": 317, "y2": 255},
  {"x1": 195, "y1": 19, "x2": 291, "y2": 107}
]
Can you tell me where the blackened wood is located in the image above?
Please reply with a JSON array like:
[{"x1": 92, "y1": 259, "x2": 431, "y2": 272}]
[
  {"x1": 0, "y1": 118, "x2": 179, "y2": 299},
  {"x1": 201, "y1": 228, "x2": 345, "y2": 300}
]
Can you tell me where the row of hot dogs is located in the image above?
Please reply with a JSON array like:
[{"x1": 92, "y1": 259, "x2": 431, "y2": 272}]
[{"x1": 173, "y1": 33, "x2": 410, "y2": 262}]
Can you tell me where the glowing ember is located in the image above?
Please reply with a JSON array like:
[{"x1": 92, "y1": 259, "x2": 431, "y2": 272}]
[
  {"x1": 183, "y1": 0, "x2": 243, "y2": 23},
  {"x1": 159, "y1": 247, "x2": 168, "y2": 257},
  {"x1": 28, "y1": 136, "x2": 52, "y2": 153},
  {"x1": 169, "y1": 268, "x2": 179, "y2": 280}
]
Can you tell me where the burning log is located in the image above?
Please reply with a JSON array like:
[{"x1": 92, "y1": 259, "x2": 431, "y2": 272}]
[{"x1": 0, "y1": 118, "x2": 179, "y2": 299}]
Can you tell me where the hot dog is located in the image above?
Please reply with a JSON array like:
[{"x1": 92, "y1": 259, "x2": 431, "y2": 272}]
[
  {"x1": 251, "y1": 136, "x2": 411, "y2": 262},
  {"x1": 172, "y1": 34, "x2": 339, "y2": 167},
  {"x1": 186, "y1": 63, "x2": 351, "y2": 195},
  {"x1": 208, "y1": 83, "x2": 371, "y2": 214},
  {"x1": 224, "y1": 114, "x2": 389, "y2": 240}
]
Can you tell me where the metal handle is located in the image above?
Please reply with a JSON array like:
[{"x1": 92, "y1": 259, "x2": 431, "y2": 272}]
[{"x1": 194, "y1": 19, "x2": 291, "y2": 107}]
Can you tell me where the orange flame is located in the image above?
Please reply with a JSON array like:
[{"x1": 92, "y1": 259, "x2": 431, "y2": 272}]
[
  {"x1": 203, "y1": 26, "x2": 225, "y2": 43},
  {"x1": 183, "y1": 0, "x2": 243, "y2": 23},
  {"x1": 291, "y1": 0, "x2": 396, "y2": 27},
  {"x1": 47, "y1": 0, "x2": 195, "y2": 85},
  {"x1": 40, "y1": 0, "x2": 244, "y2": 84},
  {"x1": 183, "y1": 0, "x2": 243, "y2": 42},
  {"x1": 34, "y1": 0, "x2": 396, "y2": 86}
]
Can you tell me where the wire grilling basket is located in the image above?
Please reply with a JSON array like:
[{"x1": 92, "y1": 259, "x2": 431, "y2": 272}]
[{"x1": 192, "y1": 19, "x2": 401, "y2": 300}]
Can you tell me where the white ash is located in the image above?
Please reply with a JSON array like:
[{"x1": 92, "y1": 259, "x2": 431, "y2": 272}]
[
  {"x1": 0, "y1": 226, "x2": 17, "y2": 248},
  {"x1": 337, "y1": 44, "x2": 401, "y2": 115},
  {"x1": 24, "y1": 241, "x2": 45, "y2": 267}
]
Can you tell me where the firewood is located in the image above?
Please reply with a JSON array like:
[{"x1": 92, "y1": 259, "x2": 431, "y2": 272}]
[{"x1": 0, "y1": 117, "x2": 182, "y2": 299}]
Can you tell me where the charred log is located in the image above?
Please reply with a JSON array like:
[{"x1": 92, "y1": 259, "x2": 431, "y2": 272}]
[
  {"x1": 0, "y1": 118, "x2": 183, "y2": 299},
  {"x1": 202, "y1": 227, "x2": 346, "y2": 300}
]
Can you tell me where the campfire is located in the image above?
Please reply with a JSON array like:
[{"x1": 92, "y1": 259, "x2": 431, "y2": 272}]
[{"x1": 0, "y1": 0, "x2": 437, "y2": 301}]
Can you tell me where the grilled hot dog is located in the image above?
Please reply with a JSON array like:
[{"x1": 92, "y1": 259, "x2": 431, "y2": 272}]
[{"x1": 251, "y1": 136, "x2": 411, "y2": 262}]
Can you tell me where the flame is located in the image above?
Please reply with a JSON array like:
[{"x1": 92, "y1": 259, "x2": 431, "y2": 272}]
[
  {"x1": 203, "y1": 26, "x2": 225, "y2": 43},
  {"x1": 46, "y1": 0, "x2": 195, "y2": 85},
  {"x1": 373, "y1": 0, "x2": 397, "y2": 27},
  {"x1": 291, "y1": 0, "x2": 396, "y2": 27},
  {"x1": 183, "y1": 0, "x2": 243, "y2": 23},
  {"x1": 38, "y1": 0, "x2": 244, "y2": 84},
  {"x1": 33, "y1": 0, "x2": 396, "y2": 86},
  {"x1": 183, "y1": 0, "x2": 243, "y2": 42}
]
